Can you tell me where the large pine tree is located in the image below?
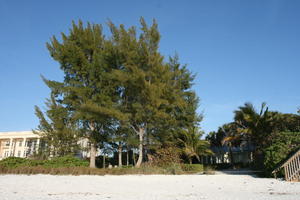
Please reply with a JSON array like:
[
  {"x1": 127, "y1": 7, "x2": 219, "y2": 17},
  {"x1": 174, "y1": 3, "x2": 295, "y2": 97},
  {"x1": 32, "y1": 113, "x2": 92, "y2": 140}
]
[
  {"x1": 41, "y1": 18, "x2": 201, "y2": 167},
  {"x1": 45, "y1": 21, "x2": 123, "y2": 167},
  {"x1": 106, "y1": 19, "x2": 201, "y2": 167}
]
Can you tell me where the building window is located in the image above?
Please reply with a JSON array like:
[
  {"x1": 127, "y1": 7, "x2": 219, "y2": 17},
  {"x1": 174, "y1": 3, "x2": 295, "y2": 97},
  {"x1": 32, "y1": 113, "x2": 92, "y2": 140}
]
[
  {"x1": 4, "y1": 151, "x2": 9, "y2": 157},
  {"x1": 26, "y1": 141, "x2": 32, "y2": 147},
  {"x1": 5, "y1": 141, "x2": 10, "y2": 146},
  {"x1": 19, "y1": 141, "x2": 22, "y2": 147},
  {"x1": 18, "y1": 151, "x2": 21, "y2": 157}
]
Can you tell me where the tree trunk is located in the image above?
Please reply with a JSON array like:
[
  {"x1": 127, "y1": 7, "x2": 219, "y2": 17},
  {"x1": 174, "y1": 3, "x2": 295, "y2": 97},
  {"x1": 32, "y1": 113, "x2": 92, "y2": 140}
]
[
  {"x1": 103, "y1": 154, "x2": 106, "y2": 168},
  {"x1": 89, "y1": 122, "x2": 96, "y2": 168},
  {"x1": 126, "y1": 148, "x2": 129, "y2": 166},
  {"x1": 118, "y1": 143, "x2": 122, "y2": 167},
  {"x1": 89, "y1": 143, "x2": 96, "y2": 168},
  {"x1": 135, "y1": 128, "x2": 144, "y2": 168},
  {"x1": 133, "y1": 149, "x2": 136, "y2": 166}
]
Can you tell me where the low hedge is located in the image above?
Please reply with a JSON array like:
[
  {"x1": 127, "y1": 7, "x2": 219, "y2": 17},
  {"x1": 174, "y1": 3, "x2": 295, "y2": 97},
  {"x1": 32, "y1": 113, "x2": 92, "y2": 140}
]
[
  {"x1": 0, "y1": 165, "x2": 183, "y2": 175},
  {"x1": 0, "y1": 157, "x2": 205, "y2": 175},
  {"x1": 0, "y1": 156, "x2": 89, "y2": 169},
  {"x1": 181, "y1": 164, "x2": 204, "y2": 172},
  {"x1": 42, "y1": 156, "x2": 89, "y2": 168}
]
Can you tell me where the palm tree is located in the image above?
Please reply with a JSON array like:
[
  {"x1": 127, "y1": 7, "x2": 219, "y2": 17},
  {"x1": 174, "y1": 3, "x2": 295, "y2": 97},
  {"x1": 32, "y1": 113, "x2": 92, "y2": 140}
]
[
  {"x1": 233, "y1": 102, "x2": 273, "y2": 149},
  {"x1": 231, "y1": 102, "x2": 280, "y2": 168},
  {"x1": 178, "y1": 127, "x2": 212, "y2": 164},
  {"x1": 221, "y1": 123, "x2": 241, "y2": 165}
]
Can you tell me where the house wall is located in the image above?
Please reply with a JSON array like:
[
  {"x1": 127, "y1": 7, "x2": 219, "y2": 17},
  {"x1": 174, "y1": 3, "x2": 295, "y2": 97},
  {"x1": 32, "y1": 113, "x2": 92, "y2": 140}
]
[
  {"x1": 0, "y1": 131, "x2": 41, "y2": 160},
  {"x1": 0, "y1": 131, "x2": 95, "y2": 160}
]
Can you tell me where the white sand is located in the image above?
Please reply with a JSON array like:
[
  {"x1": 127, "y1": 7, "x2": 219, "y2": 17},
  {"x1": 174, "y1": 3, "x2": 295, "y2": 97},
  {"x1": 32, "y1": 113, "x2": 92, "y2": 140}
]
[{"x1": 0, "y1": 174, "x2": 299, "y2": 200}]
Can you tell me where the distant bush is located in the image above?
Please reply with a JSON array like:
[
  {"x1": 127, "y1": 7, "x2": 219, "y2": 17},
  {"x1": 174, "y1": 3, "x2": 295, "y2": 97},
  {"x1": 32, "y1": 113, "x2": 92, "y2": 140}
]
[
  {"x1": 0, "y1": 157, "x2": 28, "y2": 168},
  {"x1": 0, "y1": 156, "x2": 88, "y2": 169},
  {"x1": 181, "y1": 164, "x2": 203, "y2": 172},
  {"x1": 151, "y1": 146, "x2": 182, "y2": 167},
  {"x1": 263, "y1": 131, "x2": 300, "y2": 177},
  {"x1": 0, "y1": 156, "x2": 204, "y2": 175},
  {"x1": 42, "y1": 156, "x2": 89, "y2": 168},
  {"x1": 0, "y1": 164, "x2": 186, "y2": 175}
]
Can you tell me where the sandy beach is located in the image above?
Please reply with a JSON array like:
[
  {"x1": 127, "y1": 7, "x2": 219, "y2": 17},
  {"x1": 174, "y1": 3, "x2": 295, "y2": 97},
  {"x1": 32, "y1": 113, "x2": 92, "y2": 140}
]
[{"x1": 0, "y1": 174, "x2": 299, "y2": 200}]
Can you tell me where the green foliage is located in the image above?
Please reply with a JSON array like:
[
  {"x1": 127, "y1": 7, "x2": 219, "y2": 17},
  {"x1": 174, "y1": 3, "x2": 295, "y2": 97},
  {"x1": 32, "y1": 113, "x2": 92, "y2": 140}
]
[
  {"x1": 232, "y1": 102, "x2": 273, "y2": 149},
  {"x1": 40, "y1": 18, "x2": 201, "y2": 168},
  {"x1": 177, "y1": 127, "x2": 213, "y2": 164},
  {"x1": 0, "y1": 157, "x2": 29, "y2": 168},
  {"x1": 231, "y1": 103, "x2": 300, "y2": 150},
  {"x1": 206, "y1": 130, "x2": 226, "y2": 147},
  {"x1": 181, "y1": 164, "x2": 204, "y2": 172},
  {"x1": 34, "y1": 94, "x2": 80, "y2": 157},
  {"x1": 0, "y1": 163, "x2": 189, "y2": 175},
  {"x1": 263, "y1": 131, "x2": 300, "y2": 176},
  {"x1": 151, "y1": 146, "x2": 182, "y2": 167},
  {"x1": 0, "y1": 157, "x2": 206, "y2": 175},
  {"x1": 42, "y1": 156, "x2": 89, "y2": 168},
  {"x1": 0, "y1": 156, "x2": 88, "y2": 169},
  {"x1": 210, "y1": 102, "x2": 300, "y2": 176}
]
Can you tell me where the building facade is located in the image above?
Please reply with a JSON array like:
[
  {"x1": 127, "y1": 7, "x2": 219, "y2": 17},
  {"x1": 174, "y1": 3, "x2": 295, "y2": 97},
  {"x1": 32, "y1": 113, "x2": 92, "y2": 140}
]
[
  {"x1": 0, "y1": 131, "x2": 40, "y2": 160},
  {"x1": 0, "y1": 131, "x2": 96, "y2": 160}
]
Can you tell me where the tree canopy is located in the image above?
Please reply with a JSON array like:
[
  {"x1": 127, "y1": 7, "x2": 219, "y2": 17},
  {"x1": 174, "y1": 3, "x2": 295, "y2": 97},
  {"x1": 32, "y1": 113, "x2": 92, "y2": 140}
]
[
  {"x1": 36, "y1": 18, "x2": 204, "y2": 168},
  {"x1": 206, "y1": 102, "x2": 300, "y2": 175}
]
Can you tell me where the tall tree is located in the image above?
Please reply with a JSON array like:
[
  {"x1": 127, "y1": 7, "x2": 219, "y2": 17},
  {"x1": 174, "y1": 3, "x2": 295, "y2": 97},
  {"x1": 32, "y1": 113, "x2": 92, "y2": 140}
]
[
  {"x1": 108, "y1": 18, "x2": 199, "y2": 167},
  {"x1": 43, "y1": 18, "x2": 201, "y2": 168},
  {"x1": 34, "y1": 93, "x2": 79, "y2": 157},
  {"x1": 45, "y1": 21, "x2": 123, "y2": 167}
]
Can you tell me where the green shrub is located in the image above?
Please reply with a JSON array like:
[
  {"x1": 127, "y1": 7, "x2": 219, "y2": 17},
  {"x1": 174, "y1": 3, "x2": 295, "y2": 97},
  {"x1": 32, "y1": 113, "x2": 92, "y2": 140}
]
[
  {"x1": 181, "y1": 164, "x2": 204, "y2": 172},
  {"x1": 263, "y1": 131, "x2": 300, "y2": 177},
  {"x1": 0, "y1": 157, "x2": 204, "y2": 175},
  {"x1": 43, "y1": 156, "x2": 89, "y2": 168},
  {"x1": 0, "y1": 156, "x2": 88, "y2": 169},
  {"x1": 165, "y1": 164, "x2": 183, "y2": 174},
  {"x1": 0, "y1": 157, "x2": 28, "y2": 168},
  {"x1": 151, "y1": 146, "x2": 182, "y2": 167}
]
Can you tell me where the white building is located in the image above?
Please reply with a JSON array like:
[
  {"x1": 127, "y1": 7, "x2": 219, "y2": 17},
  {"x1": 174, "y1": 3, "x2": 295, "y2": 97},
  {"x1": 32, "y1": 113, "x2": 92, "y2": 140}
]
[
  {"x1": 0, "y1": 131, "x2": 40, "y2": 160},
  {"x1": 0, "y1": 131, "x2": 98, "y2": 160}
]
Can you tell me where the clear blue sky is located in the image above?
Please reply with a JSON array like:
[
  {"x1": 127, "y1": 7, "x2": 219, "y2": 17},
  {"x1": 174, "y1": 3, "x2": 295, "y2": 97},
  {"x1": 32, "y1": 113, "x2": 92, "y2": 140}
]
[{"x1": 0, "y1": 0, "x2": 299, "y2": 133}]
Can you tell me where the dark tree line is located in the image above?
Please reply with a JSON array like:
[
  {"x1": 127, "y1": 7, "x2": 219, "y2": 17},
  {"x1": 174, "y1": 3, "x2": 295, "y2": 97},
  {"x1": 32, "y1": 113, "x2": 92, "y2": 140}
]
[{"x1": 206, "y1": 102, "x2": 300, "y2": 175}]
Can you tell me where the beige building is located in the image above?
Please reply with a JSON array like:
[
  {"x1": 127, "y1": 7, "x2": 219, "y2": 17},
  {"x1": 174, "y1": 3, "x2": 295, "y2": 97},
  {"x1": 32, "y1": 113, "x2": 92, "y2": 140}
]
[
  {"x1": 0, "y1": 131, "x2": 96, "y2": 160},
  {"x1": 0, "y1": 131, "x2": 40, "y2": 160}
]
